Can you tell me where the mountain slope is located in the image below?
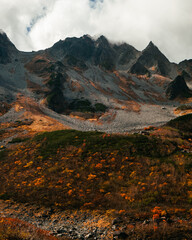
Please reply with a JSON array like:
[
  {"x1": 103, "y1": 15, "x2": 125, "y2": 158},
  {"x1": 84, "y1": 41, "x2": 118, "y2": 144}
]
[
  {"x1": 0, "y1": 32, "x2": 192, "y2": 133},
  {"x1": 0, "y1": 30, "x2": 18, "y2": 64}
]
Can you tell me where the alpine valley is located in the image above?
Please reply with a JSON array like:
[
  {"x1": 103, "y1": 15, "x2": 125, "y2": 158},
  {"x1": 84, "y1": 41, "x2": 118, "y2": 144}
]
[{"x1": 0, "y1": 31, "x2": 192, "y2": 240}]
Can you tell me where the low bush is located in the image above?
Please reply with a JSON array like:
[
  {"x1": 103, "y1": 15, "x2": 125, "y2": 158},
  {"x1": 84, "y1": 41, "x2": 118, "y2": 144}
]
[
  {"x1": 0, "y1": 217, "x2": 63, "y2": 240},
  {"x1": 176, "y1": 104, "x2": 192, "y2": 111},
  {"x1": 166, "y1": 114, "x2": 192, "y2": 132}
]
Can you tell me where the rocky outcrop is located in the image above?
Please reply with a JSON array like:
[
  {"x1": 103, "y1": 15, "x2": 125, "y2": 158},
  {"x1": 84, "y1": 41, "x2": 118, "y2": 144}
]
[
  {"x1": 93, "y1": 35, "x2": 116, "y2": 70},
  {"x1": 181, "y1": 70, "x2": 191, "y2": 82},
  {"x1": 166, "y1": 75, "x2": 192, "y2": 100},
  {"x1": 135, "y1": 41, "x2": 171, "y2": 76},
  {"x1": 48, "y1": 36, "x2": 177, "y2": 75},
  {"x1": 0, "y1": 30, "x2": 17, "y2": 64},
  {"x1": 129, "y1": 61, "x2": 150, "y2": 76},
  {"x1": 178, "y1": 59, "x2": 192, "y2": 82}
]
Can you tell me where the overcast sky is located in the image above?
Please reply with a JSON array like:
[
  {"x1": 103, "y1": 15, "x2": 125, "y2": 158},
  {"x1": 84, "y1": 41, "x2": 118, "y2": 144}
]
[{"x1": 0, "y1": 0, "x2": 192, "y2": 63}]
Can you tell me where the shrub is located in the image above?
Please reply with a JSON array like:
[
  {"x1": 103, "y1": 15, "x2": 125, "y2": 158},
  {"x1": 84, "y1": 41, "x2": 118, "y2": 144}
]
[
  {"x1": 94, "y1": 103, "x2": 108, "y2": 112},
  {"x1": 166, "y1": 114, "x2": 192, "y2": 132},
  {"x1": 176, "y1": 105, "x2": 192, "y2": 111}
]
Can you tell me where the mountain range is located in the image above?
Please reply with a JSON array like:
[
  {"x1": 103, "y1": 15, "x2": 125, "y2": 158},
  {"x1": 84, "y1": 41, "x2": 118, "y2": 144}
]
[{"x1": 0, "y1": 30, "x2": 192, "y2": 133}]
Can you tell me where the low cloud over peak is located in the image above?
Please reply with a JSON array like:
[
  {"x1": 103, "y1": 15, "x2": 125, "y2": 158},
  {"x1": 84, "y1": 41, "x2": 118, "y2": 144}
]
[{"x1": 0, "y1": 0, "x2": 192, "y2": 63}]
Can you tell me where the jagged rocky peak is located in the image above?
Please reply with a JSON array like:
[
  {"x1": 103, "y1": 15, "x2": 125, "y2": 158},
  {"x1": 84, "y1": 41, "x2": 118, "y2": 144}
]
[
  {"x1": 49, "y1": 34, "x2": 116, "y2": 70},
  {"x1": 142, "y1": 41, "x2": 169, "y2": 61},
  {"x1": 49, "y1": 35, "x2": 95, "y2": 61},
  {"x1": 146, "y1": 41, "x2": 156, "y2": 49},
  {"x1": 134, "y1": 40, "x2": 171, "y2": 76},
  {"x1": 0, "y1": 30, "x2": 17, "y2": 64},
  {"x1": 96, "y1": 35, "x2": 109, "y2": 46},
  {"x1": 0, "y1": 29, "x2": 14, "y2": 46},
  {"x1": 82, "y1": 34, "x2": 93, "y2": 40},
  {"x1": 166, "y1": 75, "x2": 192, "y2": 100},
  {"x1": 114, "y1": 42, "x2": 139, "y2": 67}
]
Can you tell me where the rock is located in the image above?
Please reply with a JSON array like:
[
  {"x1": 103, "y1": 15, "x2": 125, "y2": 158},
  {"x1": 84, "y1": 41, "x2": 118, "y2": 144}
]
[
  {"x1": 166, "y1": 75, "x2": 191, "y2": 100},
  {"x1": 57, "y1": 228, "x2": 67, "y2": 234},
  {"x1": 143, "y1": 219, "x2": 150, "y2": 225},
  {"x1": 85, "y1": 233, "x2": 94, "y2": 239},
  {"x1": 136, "y1": 41, "x2": 171, "y2": 76},
  {"x1": 112, "y1": 225, "x2": 117, "y2": 230},
  {"x1": 129, "y1": 62, "x2": 150, "y2": 76},
  {"x1": 113, "y1": 230, "x2": 128, "y2": 239},
  {"x1": 112, "y1": 217, "x2": 123, "y2": 225},
  {"x1": 0, "y1": 30, "x2": 17, "y2": 64}
]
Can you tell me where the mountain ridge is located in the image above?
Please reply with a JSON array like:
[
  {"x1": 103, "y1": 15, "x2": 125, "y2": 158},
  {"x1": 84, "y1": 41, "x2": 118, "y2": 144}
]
[{"x1": 0, "y1": 31, "x2": 192, "y2": 133}]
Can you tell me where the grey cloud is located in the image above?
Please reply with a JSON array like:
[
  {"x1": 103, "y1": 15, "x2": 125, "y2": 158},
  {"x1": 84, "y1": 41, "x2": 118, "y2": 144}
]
[{"x1": 0, "y1": 0, "x2": 192, "y2": 63}]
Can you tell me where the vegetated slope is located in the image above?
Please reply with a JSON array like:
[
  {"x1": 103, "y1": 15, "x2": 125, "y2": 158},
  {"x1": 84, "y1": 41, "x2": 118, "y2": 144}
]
[
  {"x1": 0, "y1": 129, "x2": 191, "y2": 212},
  {"x1": 166, "y1": 113, "x2": 192, "y2": 132}
]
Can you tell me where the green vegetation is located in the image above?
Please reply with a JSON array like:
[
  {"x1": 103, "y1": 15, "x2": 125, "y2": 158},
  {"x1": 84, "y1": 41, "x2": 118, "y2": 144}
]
[
  {"x1": 0, "y1": 127, "x2": 192, "y2": 239},
  {"x1": 1, "y1": 129, "x2": 191, "y2": 211},
  {"x1": 69, "y1": 99, "x2": 95, "y2": 113},
  {"x1": 94, "y1": 103, "x2": 108, "y2": 112},
  {"x1": 47, "y1": 72, "x2": 64, "y2": 88},
  {"x1": 0, "y1": 149, "x2": 7, "y2": 159},
  {"x1": 69, "y1": 99, "x2": 108, "y2": 113},
  {"x1": 176, "y1": 105, "x2": 192, "y2": 111},
  {"x1": 32, "y1": 130, "x2": 177, "y2": 160},
  {"x1": 166, "y1": 114, "x2": 192, "y2": 132},
  {"x1": 9, "y1": 137, "x2": 29, "y2": 144},
  {"x1": 0, "y1": 130, "x2": 5, "y2": 136}
]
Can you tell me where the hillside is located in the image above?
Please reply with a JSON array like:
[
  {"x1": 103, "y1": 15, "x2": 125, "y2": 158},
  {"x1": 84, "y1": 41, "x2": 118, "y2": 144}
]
[
  {"x1": 0, "y1": 31, "x2": 192, "y2": 239},
  {"x1": 0, "y1": 31, "x2": 192, "y2": 137},
  {"x1": 0, "y1": 124, "x2": 192, "y2": 239}
]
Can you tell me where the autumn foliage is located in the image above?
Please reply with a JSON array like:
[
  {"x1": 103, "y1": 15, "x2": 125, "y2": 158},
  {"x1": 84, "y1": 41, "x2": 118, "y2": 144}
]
[
  {"x1": 0, "y1": 217, "x2": 62, "y2": 240},
  {"x1": 0, "y1": 129, "x2": 191, "y2": 214}
]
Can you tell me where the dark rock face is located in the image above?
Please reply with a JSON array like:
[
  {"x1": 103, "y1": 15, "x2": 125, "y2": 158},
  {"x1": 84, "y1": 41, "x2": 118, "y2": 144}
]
[
  {"x1": 181, "y1": 70, "x2": 191, "y2": 82},
  {"x1": 46, "y1": 72, "x2": 68, "y2": 113},
  {"x1": 48, "y1": 36, "x2": 175, "y2": 75},
  {"x1": 129, "y1": 61, "x2": 150, "y2": 76},
  {"x1": 93, "y1": 35, "x2": 116, "y2": 70},
  {"x1": 65, "y1": 54, "x2": 87, "y2": 70},
  {"x1": 49, "y1": 35, "x2": 138, "y2": 71},
  {"x1": 113, "y1": 230, "x2": 128, "y2": 239},
  {"x1": 136, "y1": 41, "x2": 171, "y2": 76},
  {"x1": 49, "y1": 35, "x2": 116, "y2": 70},
  {"x1": 114, "y1": 43, "x2": 139, "y2": 67},
  {"x1": 47, "y1": 88, "x2": 67, "y2": 113},
  {"x1": 166, "y1": 75, "x2": 191, "y2": 100},
  {"x1": 49, "y1": 35, "x2": 95, "y2": 62},
  {"x1": 179, "y1": 59, "x2": 192, "y2": 81},
  {"x1": 0, "y1": 31, "x2": 17, "y2": 64}
]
